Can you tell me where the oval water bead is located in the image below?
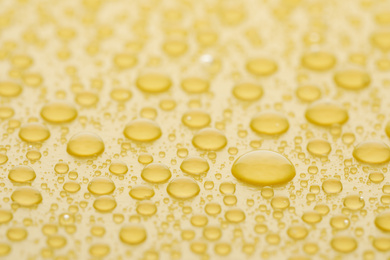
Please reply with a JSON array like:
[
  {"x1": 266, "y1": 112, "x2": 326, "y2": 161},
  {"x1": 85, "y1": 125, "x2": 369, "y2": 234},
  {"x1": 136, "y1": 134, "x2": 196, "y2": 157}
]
[
  {"x1": 67, "y1": 132, "x2": 105, "y2": 157},
  {"x1": 192, "y1": 128, "x2": 227, "y2": 150},
  {"x1": 181, "y1": 77, "x2": 209, "y2": 94},
  {"x1": 136, "y1": 73, "x2": 172, "y2": 93},
  {"x1": 352, "y1": 141, "x2": 390, "y2": 164},
  {"x1": 231, "y1": 150, "x2": 296, "y2": 186},
  {"x1": 141, "y1": 163, "x2": 172, "y2": 183},
  {"x1": 0, "y1": 210, "x2": 13, "y2": 224},
  {"x1": 129, "y1": 185, "x2": 155, "y2": 200},
  {"x1": 296, "y1": 85, "x2": 321, "y2": 102},
  {"x1": 167, "y1": 177, "x2": 200, "y2": 199},
  {"x1": 180, "y1": 157, "x2": 210, "y2": 176},
  {"x1": 119, "y1": 225, "x2": 147, "y2": 245},
  {"x1": 0, "y1": 82, "x2": 22, "y2": 97},
  {"x1": 87, "y1": 177, "x2": 116, "y2": 195},
  {"x1": 307, "y1": 139, "x2": 331, "y2": 156},
  {"x1": 232, "y1": 83, "x2": 263, "y2": 101},
  {"x1": 250, "y1": 111, "x2": 289, "y2": 135},
  {"x1": 93, "y1": 196, "x2": 117, "y2": 212},
  {"x1": 375, "y1": 212, "x2": 390, "y2": 232},
  {"x1": 301, "y1": 52, "x2": 336, "y2": 71},
  {"x1": 109, "y1": 160, "x2": 128, "y2": 175},
  {"x1": 330, "y1": 236, "x2": 357, "y2": 253},
  {"x1": 11, "y1": 187, "x2": 42, "y2": 206},
  {"x1": 8, "y1": 165, "x2": 36, "y2": 183},
  {"x1": 182, "y1": 110, "x2": 211, "y2": 128},
  {"x1": 113, "y1": 53, "x2": 137, "y2": 69},
  {"x1": 19, "y1": 123, "x2": 50, "y2": 142},
  {"x1": 334, "y1": 70, "x2": 370, "y2": 90},
  {"x1": 305, "y1": 100, "x2": 348, "y2": 126},
  {"x1": 123, "y1": 119, "x2": 162, "y2": 142},
  {"x1": 40, "y1": 102, "x2": 78, "y2": 123},
  {"x1": 246, "y1": 58, "x2": 278, "y2": 76}
]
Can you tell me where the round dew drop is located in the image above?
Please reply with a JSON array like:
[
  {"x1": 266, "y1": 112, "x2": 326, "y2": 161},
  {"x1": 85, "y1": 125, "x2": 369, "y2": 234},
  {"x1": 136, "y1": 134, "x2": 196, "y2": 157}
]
[
  {"x1": 231, "y1": 150, "x2": 296, "y2": 186},
  {"x1": 119, "y1": 225, "x2": 147, "y2": 245},
  {"x1": 67, "y1": 132, "x2": 105, "y2": 157},
  {"x1": 123, "y1": 119, "x2": 162, "y2": 142},
  {"x1": 192, "y1": 128, "x2": 227, "y2": 150},
  {"x1": 352, "y1": 141, "x2": 390, "y2": 164},
  {"x1": 167, "y1": 177, "x2": 200, "y2": 199}
]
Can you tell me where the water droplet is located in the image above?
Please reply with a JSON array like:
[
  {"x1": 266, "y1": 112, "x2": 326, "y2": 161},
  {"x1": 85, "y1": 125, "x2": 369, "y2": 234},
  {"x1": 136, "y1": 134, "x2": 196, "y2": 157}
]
[
  {"x1": 307, "y1": 139, "x2": 331, "y2": 156},
  {"x1": 89, "y1": 244, "x2": 110, "y2": 257},
  {"x1": 0, "y1": 106, "x2": 14, "y2": 119},
  {"x1": 225, "y1": 208, "x2": 245, "y2": 223},
  {"x1": 19, "y1": 123, "x2": 50, "y2": 142},
  {"x1": 219, "y1": 182, "x2": 236, "y2": 194},
  {"x1": 40, "y1": 102, "x2": 77, "y2": 123},
  {"x1": 47, "y1": 235, "x2": 67, "y2": 249},
  {"x1": 246, "y1": 58, "x2": 278, "y2": 76},
  {"x1": 353, "y1": 141, "x2": 390, "y2": 164},
  {"x1": 231, "y1": 150, "x2": 296, "y2": 186},
  {"x1": 162, "y1": 40, "x2": 188, "y2": 56},
  {"x1": 296, "y1": 85, "x2": 321, "y2": 102},
  {"x1": 119, "y1": 225, "x2": 147, "y2": 245},
  {"x1": 331, "y1": 236, "x2": 357, "y2": 253},
  {"x1": 75, "y1": 91, "x2": 99, "y2": 107},
  {"x1": 232, "y1": 83, "x2": 263, "y2": 101},
  {"x1": 180, "y1": 157, "x2": 209, "y2": 176},
  {"x1": 371, "y1": 32, "x2": 390, "y2": 51},
  {"x1": 0, "y1": 210, "x2": 13, "y2": 224},
  {"x1": 287, "y1": 226, "x2": 308, "y2": 240},
  {"x1": 343, "y1": 195, "x2": 365, "y2": 210},
  {"x1": 11, "y1": 187, "x2": 42, "y2": 206},
  {"x1": 110, "y1": 88, "x2": 132, "y2": 102},
  {"x1": 141, "y1": 163, "x2": 171, "y2": 183},
  {"x1": 0, "y1": 243, "x2": 11, "y2": 256},
  {"x1": 54, "y1": 162, "x2": 69, "y2": 174},
  {"x1": 334, "y1": 70, "x2": 370, "y2": 90},
  {"x1": 305, "y1": 100, "x2": 348, "y2": 126},
  {"x1": 123, "y1": 119, "x2": 162, "y2": 142},
  {"x1": 109, "y1": 160, "x2": 128, "y2": 175},
  {"x1": 330, "y1": 215, "x2": 350, "y2": 230},
  {"x1": 167, "y1": 177, "x2": 200, "y2": 199},
  {"x1": 322, "y1": 179, "x2": 342, "y2": 194},
  {"x1": 191, "y1": 215, "x2": 208, "y2": 227},
  {"x1": 192, "y1": 128, "x2": 227, "y2": 150},
  {"x1": 113, "y1": 53, "x2": 137, "y2": 69},
  {"x1": 129, "y1": 185, "x2": 155, "y2": 200},
  {"x1": 88, "y1": 177, "x2": 115, "y2": 195},
  {"x1": 0, "y1": 82, "x2": 22, "y2": 97},
  {"x1": 181, "y1": 77, "x2": 209, "y2": 94},
  {"x1": 301, "y1": 52, "x2": 336, "y2": 71},
  {"x1": 7, "y1": 227, "x2": 27, "y2": 241},
  {"x1": 182, "y1": 110, "x2": 211, "y2": 128},
  {"x1": 0, "y1": 153, "x2": 8, "y2": 165},
  {"x1": 63, "y1": 181, "x2": 81, "y2": 193},
  {"x1": 302, "y1": 211, "x2": 322, "y2": 224},
  {"x1": 8, "y1": 165, "x2": 36, "y2": 183},
  {"x1": 136, "y1": 74, "x2": 171, "y2": 93},
  {"x1": 67, "y1": 132, "x2": 105, "y2": 157},
  {"x1": 136, "y1": 201, "x2": 157, "y2": 216},
  {"x1": 26, "y1": 150, "x2": 41, "y2": 161},
  {"x1": 373, "y1": 237, "x2": 390, "y2": 252},
  {"x1": 250, "y1": 111, "x2": 289, "y2": 135},
  {"x1": 93, "y1": 195, "x2": 117, "y2": 212},
  {"x1": 138, "y1": 153, "x2": 153, "y2": 164},
  {"x1": 375, "y1": 212, "x2": 390, "y2": 232}
]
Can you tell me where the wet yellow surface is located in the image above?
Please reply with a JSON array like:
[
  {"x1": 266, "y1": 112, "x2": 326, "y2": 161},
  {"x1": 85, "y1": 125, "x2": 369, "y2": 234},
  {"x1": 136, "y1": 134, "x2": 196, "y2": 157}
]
[{"x1": 1, "y1": 0, "x2": 390, "y2": 259}]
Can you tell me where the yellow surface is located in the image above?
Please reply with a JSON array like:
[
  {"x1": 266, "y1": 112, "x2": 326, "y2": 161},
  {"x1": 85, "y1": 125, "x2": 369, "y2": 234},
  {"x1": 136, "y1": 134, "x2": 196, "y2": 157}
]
[{"x1": 0, "y1": 0, "x2": 390, "y2": 259}]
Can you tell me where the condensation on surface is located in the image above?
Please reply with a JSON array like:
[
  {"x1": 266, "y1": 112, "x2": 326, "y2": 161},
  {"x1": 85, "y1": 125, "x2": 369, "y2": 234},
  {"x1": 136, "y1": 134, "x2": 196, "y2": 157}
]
[{"x1": 0, "y1": 0, "x2": 390, "y2": 259}]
